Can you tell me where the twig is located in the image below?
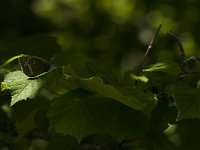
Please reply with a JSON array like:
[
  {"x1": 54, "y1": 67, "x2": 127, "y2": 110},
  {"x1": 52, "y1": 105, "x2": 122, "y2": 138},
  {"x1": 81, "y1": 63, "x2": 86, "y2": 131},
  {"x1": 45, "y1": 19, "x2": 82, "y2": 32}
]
[
  {"x1": 136, "y1": 24, "x2": 162, "y2": 75},
  {"x1": 167, "y1": 31, "x2": 187, "y2": 73},
  {"x1": 167, "y1": 31, "x2": 186, "y2": 61},
  {"x1": 183, "y1": 56, "x2": 200, "y2": 64}
]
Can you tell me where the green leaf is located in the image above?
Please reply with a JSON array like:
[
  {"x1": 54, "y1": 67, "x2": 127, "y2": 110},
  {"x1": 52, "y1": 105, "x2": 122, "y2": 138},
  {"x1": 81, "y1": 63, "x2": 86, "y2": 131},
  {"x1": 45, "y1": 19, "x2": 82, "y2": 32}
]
[
  {"x1": 130, "y1": 74, "x2": 149, "y2": 83},
  {"x1": 15, "y1": 112, "x2": 37, "y2": 140},
  {"x1": 12, "y1": 97, "x2": 48, "y2": 121},
  {"x1": 30, "y1": 139, "x2": 49, "y2": 150},
  {"x1": 46, "y1": 134, "x2": 78, "y2": 150},
  {"x1": 12, "y1": 97, "x2": 49, "y2": 141},
  {"x1": 173, "y1": 83, "x2": 200, "y2": 121},
  {"x1": 63, "y1": 65, "x2": 146, "y2": 111},
  {"x1": 143, "y1": 62, "x2": 169, "y2": 72},
  {"x1": 143, "y1": 61, "x2": 180, "y2": 76},
  {"x1": 1, "y1": 82, "x2": 7, "y2": 91},
  {"x1": 48, "y1": 91, "x2": 117, "y2": 141},
  {"x1": 197, "y1": 80, "x2": 200, "y2": 88},
  {"x1": 2, "y1": 71, "x2": 44, "y2": 106},
  {"x1": 48, "y1": 90, "x2": 149, "y2": 142},
  {"x1": 81, "y1": 76, "x2": 143, "y2": 110},
  {"x1": 46, "y1": 74, "x2": 80, "y2": 95},
  {"x1": 0, "y1": 68, "x2": 10, "y2": 82}
]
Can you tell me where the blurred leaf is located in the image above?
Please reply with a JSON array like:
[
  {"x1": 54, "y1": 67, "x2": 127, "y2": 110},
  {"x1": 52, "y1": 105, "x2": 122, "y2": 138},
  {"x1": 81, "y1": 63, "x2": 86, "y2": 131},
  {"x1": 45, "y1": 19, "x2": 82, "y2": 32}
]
[
  {"x1": 145, "y1": 72, "x2": 176, "y2": 89},
  {"x1": 15, "y1": 112, "x2": 36, "y2": 140},
  {"x1": 197, "y1": 80, "x2": 200, "y2": 88},
  {"x1": 47, "y1": 134, "x2": 78, "y2": 150},
  {"x1": 143, "y1": 61, "x2": 180, "y2": 76},
  {"x1": 143, "y1": 62, "x2": 169, "y2": 72},
  {"x1": 130, "y1": 74, "x2": 149, "y2": 83},
  {"x1": 85, "y1": 61, "x2": 121, "y2": 85},
  {"x1": 30, "y1": 138, "x2": 49, "y2": 150},
  {"x1": 1, "y1": 82, "x2": 7, "y2": 91},
  {"x1": 2, "y1": 71, "x2": 44, "y2": 106},
  {"x1": 173, "y1": 83, "x2": 200, "y2": 121},
  {"x1": 34, "y1": 106, "x2": 49, "y2": 132}
]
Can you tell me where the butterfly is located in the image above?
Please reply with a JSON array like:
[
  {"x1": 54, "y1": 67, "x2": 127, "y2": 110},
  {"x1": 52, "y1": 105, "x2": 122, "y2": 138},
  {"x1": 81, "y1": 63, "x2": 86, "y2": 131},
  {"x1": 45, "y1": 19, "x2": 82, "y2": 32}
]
[{"x1": 18, "y1": 54, "x2": 54, "y2": 78}]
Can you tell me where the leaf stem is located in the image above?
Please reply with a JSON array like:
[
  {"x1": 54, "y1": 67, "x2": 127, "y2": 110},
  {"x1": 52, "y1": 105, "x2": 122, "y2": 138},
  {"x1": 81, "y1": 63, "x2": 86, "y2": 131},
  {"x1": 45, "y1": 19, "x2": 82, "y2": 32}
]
[{"x1": 0, "y1": 55, "x2": 22, "y2": 69}]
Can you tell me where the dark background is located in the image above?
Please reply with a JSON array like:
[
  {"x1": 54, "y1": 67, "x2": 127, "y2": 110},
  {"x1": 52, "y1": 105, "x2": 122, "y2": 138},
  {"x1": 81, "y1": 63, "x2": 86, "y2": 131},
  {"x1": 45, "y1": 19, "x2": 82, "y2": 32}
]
[{"x1": 1, "y1": 0, "x2": 200, "y2": 71}]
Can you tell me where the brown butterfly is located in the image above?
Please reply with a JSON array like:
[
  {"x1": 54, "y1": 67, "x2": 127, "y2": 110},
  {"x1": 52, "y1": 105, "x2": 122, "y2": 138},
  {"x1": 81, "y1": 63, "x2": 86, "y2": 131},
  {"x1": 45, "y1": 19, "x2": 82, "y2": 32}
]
[{"x1": 18, "y1": 54, "x2": 53, "y2": 78}]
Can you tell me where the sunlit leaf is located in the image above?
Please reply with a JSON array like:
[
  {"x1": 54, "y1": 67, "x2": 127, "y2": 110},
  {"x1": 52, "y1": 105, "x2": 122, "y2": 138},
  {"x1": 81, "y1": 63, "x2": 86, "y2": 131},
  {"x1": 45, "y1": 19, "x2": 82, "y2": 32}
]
[
  {"x1": 2, "y1": 71, "x2": 44, "y2": 106},
  {"x1": 143, "y1": 61, "x2": 180, "y2": 76},
  {"x1": 130, "y1": 74, "x2": 149, "y2": 83},
  {"x1": 143, "y1": 62, "x2": 169, "y2": 72},
  {"x1": 1, "y1": 82, "x2": 7, "y2": 91}
]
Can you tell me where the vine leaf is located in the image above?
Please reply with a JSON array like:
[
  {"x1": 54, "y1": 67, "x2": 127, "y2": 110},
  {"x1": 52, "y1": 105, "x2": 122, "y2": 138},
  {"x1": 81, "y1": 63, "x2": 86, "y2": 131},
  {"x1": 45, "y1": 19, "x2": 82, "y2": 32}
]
[
  {"x1": 2, "y1": 71, "x2": 44, "y2": 106},
  {"x1": 173, "y1": 83, "x2": 200, "y2": 121}
]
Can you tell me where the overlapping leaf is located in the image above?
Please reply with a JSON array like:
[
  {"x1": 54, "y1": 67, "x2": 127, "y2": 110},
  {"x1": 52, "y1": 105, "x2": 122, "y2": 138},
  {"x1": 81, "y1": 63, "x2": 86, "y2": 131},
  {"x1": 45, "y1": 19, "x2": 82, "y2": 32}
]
[{"x1": 63, "y1": 65, "x2": 156, "y2": 112}]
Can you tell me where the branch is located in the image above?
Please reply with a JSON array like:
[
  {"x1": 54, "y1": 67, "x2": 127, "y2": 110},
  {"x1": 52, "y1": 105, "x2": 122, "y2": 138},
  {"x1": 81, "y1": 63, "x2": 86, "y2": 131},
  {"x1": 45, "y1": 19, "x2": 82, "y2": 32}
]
[
  {"x1": 167, "y1": 31, "x2": 186, "y2": 61},
  {"x1": 136, "y1": 24, "x2": 162, "y2": 75},
  {"x1": 167, "y1": 31, "x2": 187, "y2": 73},
  {"x1": 183, "y1": 56, "x2": 200, "y2": 64}
]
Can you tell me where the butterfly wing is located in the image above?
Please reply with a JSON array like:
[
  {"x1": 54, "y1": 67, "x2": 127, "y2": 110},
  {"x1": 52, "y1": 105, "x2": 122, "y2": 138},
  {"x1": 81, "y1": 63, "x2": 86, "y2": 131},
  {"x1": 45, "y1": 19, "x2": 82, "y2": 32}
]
[{"x1": 18, "y1": 55, "x2": 52, "y2": 78}]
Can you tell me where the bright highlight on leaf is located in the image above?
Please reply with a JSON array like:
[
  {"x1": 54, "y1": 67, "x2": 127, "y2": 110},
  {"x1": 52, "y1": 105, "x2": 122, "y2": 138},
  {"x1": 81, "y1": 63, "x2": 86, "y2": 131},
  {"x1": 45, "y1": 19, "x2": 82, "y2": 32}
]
[
  {"x1": 1, "y1": 82, "x2": 7, "y2": 91},
  {"x1": 130, "y1": 74, "x2": 149, "y2": 83},
  {"x1": 197, "y1": 80, "x2": 200, "y2": 88},
  {"x1": 142, "y1": 62, "x2": 169, "y2": 72},
  {"x1": 2, "y1": 71, "x2": 44, "y2": 106}
]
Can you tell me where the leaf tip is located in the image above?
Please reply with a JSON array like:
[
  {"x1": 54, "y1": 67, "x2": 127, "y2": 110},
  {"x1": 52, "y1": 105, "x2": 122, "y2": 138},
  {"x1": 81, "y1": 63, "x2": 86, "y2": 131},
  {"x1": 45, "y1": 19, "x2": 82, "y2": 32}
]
[{"x1": 1, "y1": 82, "x2": 7, "y2": 91}]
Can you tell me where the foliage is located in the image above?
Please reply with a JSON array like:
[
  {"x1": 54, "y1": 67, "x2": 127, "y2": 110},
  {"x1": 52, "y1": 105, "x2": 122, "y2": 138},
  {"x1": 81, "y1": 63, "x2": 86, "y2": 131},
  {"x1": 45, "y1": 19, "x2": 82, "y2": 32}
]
[{"x1": 1, "y1": 0, "x2": 200, "y2": 150}]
